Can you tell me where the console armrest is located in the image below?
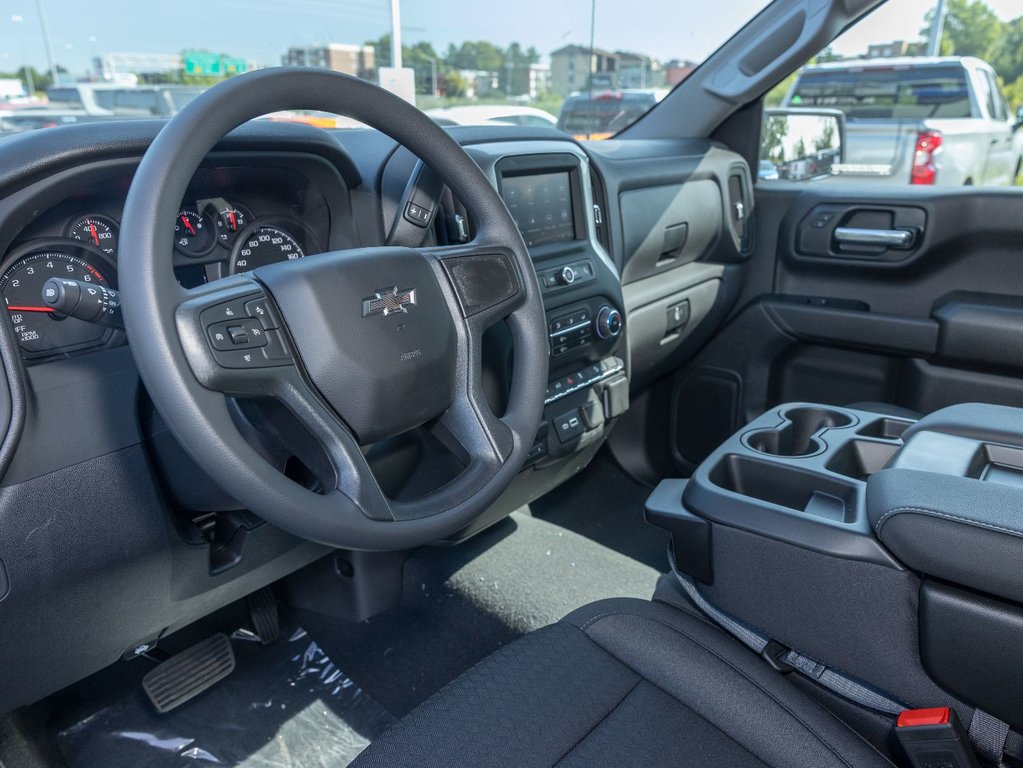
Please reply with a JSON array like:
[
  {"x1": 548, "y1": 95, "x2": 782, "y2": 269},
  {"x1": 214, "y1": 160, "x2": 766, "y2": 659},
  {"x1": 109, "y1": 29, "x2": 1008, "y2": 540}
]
[{"x1": 868, "y1": 468, "x2": 1023, "y2": 603}]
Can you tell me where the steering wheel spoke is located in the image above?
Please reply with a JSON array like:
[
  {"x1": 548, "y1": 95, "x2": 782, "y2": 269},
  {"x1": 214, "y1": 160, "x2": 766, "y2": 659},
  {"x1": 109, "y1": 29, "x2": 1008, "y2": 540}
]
[
  {"x1": 424, "y1": 241, "x2": 528, "y2": 329},
  {"x1": 175, "y1": 276, "x2": 394, "y2": 520}
]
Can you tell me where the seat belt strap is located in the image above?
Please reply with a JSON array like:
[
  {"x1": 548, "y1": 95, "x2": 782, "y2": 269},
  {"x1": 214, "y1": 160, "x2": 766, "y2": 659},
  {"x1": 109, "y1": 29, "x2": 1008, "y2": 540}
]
[
  {"x1": 969, "y1": 709, "x2": 1010, "y2": 768},
  {"x1": 669, "y1": 553, "x2": 905, "y2": 716}
]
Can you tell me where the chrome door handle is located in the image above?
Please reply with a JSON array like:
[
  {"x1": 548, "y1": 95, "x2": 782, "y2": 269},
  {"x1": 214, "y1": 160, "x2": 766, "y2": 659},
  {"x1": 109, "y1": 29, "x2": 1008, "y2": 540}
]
[{"x1": 834, "y1": 227, "x2": 915, "y2": 249}]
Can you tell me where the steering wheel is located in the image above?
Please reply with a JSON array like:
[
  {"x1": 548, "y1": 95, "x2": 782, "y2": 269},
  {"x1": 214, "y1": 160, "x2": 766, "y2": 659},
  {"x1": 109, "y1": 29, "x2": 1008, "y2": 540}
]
[{"x1": 119, "y1": 68, "x2": 548, "y2": 551}]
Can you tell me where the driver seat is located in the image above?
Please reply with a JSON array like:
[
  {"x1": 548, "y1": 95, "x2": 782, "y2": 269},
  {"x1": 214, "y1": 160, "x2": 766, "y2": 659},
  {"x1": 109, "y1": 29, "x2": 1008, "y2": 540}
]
[{"x1": 351, "y1": 597, "x2": 894, "y2": 767}]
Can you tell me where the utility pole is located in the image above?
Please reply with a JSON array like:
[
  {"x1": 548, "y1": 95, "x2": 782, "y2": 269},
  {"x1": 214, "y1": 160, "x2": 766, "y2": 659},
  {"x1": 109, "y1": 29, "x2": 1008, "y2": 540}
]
[
  {"x1": 11, "y1": 16, "x2": 35, "y2": 95},
  {"x1": 390, "y1": 0, "x2": 402, "y2": 70},
  {"x1": 926, "y1": 0, "x2": 947, "y2": 57},
  {"x1": 35, "y1": 0, "x2": 58, "y2": 87}
]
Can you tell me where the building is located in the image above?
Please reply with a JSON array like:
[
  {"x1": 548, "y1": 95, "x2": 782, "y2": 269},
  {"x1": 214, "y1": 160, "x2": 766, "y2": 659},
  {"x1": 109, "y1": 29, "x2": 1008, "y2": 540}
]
[
  {"x1": 663, "y1": 59, "x2": 697, "y2": 86},
  {"x1": 550, "y1": 45, "x2": 618, "y2": 96},
  {"x1": 283, "y1": 44, "x2": 375, "y2": 79},
  {"x1": 616, "y1": 52, "x2": 663, "y2": 89},
  {"x1": 865, "y1": 40, "x2": 923, "y2": 58},
  {"x1": 457, "y1": 70, "x2": 501, "y2": 99},
  {"x1": 527, "y1": 63, "x2": 550, "y2": 99}
]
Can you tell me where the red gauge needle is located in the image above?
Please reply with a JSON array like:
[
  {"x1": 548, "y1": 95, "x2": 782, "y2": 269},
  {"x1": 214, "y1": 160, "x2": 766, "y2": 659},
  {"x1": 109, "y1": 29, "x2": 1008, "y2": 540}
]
[
  {"x1": 7, "y1": 305, "x2": 54, "y2": 313},
  {"x1": 88, "y1": 222, "x2": 99, "y2": 246},
  {"x1": 180, "y1": 215, "x2": 196, "y2": 235},
  {"x1": 228, "y1": 210, "x2": 237, "y2": 231}
]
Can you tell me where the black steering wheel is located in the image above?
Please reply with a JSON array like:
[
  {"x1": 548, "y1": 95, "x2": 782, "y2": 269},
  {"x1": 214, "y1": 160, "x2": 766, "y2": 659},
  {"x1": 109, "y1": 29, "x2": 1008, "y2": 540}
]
[{"x1": 119, "y1": 68, "x2": 548, "y2": 550}]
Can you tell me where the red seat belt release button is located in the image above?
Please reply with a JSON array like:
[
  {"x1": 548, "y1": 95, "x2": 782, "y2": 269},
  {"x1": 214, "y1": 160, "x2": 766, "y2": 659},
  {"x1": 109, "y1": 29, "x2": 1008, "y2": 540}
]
[{"x1": 896, "y1": 707, "x2": 982, "y2": 768}]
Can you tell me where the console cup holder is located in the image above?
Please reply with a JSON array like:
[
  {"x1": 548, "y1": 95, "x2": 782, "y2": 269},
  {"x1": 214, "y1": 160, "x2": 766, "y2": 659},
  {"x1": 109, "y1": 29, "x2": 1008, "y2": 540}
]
[{"x1": 744, "y1": 407, "x2": 855, "y2": 457}]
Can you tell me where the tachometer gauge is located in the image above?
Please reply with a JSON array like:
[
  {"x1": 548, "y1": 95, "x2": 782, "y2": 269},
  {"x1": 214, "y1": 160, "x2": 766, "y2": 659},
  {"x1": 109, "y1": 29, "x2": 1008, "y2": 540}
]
[
  {"x1": 230, "y1": 225, "x2": 305, "y2": 273},
  {"x1": 173, "y1": 209, "x2": 215, "y2": 257},
  {"x1": 67, "y1": 215, "x2": 118, "y2": 256},
  {"x1": 2, "y1": 250, "x2": 114, "y2": 357},
  {"x1": 214, "y1": 205, "x2": 250, "y2": 246}
]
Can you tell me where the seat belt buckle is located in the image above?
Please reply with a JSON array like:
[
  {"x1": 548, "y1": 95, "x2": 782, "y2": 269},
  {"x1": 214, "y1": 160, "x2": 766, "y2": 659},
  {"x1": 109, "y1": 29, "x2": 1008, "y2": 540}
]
[{"x1": 896, "y1": 707, "x2": 982, "y2": 768}]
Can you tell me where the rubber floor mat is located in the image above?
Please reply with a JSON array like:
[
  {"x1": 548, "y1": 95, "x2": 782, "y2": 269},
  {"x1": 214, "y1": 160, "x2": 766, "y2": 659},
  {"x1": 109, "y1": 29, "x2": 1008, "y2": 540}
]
[{"x1": 57, "y1": 625, "x2": 395, "y2": 768}]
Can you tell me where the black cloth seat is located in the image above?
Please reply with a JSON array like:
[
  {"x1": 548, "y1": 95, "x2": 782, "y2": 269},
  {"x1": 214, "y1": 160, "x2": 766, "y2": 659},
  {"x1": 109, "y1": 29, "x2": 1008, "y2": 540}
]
[{"x1": 351, "y1": 598, "x2": 894, "y2": 767}]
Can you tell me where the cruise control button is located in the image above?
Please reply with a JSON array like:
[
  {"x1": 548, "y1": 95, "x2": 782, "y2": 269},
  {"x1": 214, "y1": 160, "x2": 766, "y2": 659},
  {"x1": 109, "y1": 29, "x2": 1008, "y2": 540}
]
[
  {"x1": 208, "y1": 319, "x2": 267, "y2": 350},
  {"x1": 227, "y1": 325, "x2": 248, "y2": 345},
  {"x1": 245, "y1": 298, "x2": 277, "y2": 329}
]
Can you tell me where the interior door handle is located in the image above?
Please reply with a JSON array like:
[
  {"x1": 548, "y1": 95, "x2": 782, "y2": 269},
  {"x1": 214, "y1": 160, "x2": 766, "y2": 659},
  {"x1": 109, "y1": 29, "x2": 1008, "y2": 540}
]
[{"x1": 834, "y1": 227, "x2": 915, "y2": 249}]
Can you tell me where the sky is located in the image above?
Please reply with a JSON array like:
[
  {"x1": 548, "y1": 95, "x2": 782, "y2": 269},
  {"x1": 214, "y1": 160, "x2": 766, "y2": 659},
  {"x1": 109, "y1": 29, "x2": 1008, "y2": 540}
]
[{"x1": 1, "y1": 0, "x2": 1020, "y2": 77}]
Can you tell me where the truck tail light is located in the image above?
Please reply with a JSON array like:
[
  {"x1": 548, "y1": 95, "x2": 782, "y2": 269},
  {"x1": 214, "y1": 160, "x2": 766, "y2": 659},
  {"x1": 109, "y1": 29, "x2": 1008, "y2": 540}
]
[{"x1": 910, "y1": 130, "x2": 942, "y2": 185}]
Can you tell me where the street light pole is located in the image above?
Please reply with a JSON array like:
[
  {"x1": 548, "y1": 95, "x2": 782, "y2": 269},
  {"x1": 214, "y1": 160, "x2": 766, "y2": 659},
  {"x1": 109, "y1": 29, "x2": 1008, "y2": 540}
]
[
  {"x1": 389, "y1": 0, "x2": 402, "y2": 70},
  {"x1": 926, "y1": 0, "x2": 947, "y2": 57},
  {"x1": 35, "y1": 0, "x2": 58, "y2": 87}
]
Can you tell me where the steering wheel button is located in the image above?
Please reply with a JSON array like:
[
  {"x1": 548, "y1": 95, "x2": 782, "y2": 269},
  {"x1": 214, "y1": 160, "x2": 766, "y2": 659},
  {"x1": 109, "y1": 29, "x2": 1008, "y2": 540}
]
[
  {"x1": 245, "y1": 298, "x2": 277, "y2": 330},
  {"x1": 212, "y1": 348, "x2": 266, "y2": 369},
  {"x1": 200, "y1": 298, "x2": 253, "y2": 327},
  {"x1": 227, "y1": 325, "x2": 248, "y2": 345},
  {"x1": 261, "y1": 330, "x2": 291, "y2": 362}
]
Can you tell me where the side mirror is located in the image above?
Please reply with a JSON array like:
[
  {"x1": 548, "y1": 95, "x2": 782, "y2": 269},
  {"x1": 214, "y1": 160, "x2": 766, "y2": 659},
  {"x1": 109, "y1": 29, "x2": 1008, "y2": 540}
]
[
  {"x1": 1015, "y1": 105, "x2": 1023, "y2": 131},
  {"x1": 760, "y1": 108, "x2": 845, "y2": 182}
]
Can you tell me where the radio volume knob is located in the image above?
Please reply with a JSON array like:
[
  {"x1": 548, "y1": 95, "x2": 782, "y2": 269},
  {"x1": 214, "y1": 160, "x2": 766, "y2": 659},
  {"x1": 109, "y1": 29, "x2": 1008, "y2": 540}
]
[
  {"x1": 595, "y1": 306, "x2": 622, "y2": 339},
  {"x1": 556, "y1": 266, "x2": 576, "y2": 286}
]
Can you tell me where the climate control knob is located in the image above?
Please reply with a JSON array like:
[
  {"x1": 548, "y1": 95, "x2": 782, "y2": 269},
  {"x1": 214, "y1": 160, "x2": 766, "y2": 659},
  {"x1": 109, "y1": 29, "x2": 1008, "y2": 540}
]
[
  {"x1": 595, "y1": 306, "x2": 622, "y2": 339},
  {"x1": 556, "y1": 266, "x2": 576, "y2": 286}
]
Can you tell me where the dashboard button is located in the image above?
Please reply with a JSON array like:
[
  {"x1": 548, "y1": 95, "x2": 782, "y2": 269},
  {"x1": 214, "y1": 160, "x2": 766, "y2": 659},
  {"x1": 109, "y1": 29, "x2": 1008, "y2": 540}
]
[{"x1": 554, "y1": 410, "x2": 585, "y2": 443}]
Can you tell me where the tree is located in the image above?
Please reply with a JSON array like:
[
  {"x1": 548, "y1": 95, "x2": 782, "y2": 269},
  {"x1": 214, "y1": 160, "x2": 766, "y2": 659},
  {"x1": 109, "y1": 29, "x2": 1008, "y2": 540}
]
[
  {"x1": 445, "y1": 41, "x2": 504, "y2": 73},
  {"x1": 922, "y1": 0, "x2": 1001, "y2": 58},
  {"x1": 988, "y1": 16, "x2": 1023, "y2": 85}
]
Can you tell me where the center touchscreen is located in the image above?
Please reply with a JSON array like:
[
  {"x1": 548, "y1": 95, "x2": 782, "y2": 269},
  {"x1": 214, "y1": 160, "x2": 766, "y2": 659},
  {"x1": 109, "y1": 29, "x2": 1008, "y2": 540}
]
[{"x1": 501, "y1": 171, "x2": 575, "y2": 248}]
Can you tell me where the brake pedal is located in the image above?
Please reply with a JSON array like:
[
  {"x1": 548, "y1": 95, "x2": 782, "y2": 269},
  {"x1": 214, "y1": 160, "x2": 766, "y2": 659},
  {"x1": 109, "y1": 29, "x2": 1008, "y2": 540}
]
[
  {"x1": 142, "y1": 633, "x2": 235, "y2": 714},
  {"x1": 247, "y1": 587, "x2": 280, "y2": 645}
]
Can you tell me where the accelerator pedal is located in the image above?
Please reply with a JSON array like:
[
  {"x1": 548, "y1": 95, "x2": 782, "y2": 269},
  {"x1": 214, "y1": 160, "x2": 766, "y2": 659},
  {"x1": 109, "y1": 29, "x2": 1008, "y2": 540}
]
[
  {"x1": 142, "y1": 633, "x2": 235, "y2": 714},
  {"x1": 247, "y1": 587, "x2": 280, "y2": 645}
]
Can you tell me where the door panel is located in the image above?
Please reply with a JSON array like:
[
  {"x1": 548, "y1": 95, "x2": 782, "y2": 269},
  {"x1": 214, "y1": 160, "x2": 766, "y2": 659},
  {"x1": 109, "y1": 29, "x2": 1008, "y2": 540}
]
[{"x1": 659, "y1": 184, "x2": 1023, "y2": 473}]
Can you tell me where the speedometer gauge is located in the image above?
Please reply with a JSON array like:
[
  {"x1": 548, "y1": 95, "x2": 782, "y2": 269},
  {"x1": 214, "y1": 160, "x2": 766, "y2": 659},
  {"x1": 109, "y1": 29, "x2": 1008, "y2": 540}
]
[
  {"x1": 2, "y1": 250, "x2": 114, "y2": 357},
  {"x1": 229, "y1": 226, "x2": 305, "y2": 273}
]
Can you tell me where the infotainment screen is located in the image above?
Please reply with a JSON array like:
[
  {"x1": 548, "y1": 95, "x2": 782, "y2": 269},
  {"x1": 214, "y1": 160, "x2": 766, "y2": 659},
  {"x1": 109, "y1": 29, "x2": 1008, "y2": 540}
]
[{"x1": 501, "y1": 171, "x2": 575, "y2": 248}]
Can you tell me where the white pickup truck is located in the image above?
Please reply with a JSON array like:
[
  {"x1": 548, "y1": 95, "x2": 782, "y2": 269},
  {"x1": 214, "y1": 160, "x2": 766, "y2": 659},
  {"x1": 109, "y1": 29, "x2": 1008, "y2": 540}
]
[{"x1": 783, "y1": 56, "x2": 1023, "y2": 186}]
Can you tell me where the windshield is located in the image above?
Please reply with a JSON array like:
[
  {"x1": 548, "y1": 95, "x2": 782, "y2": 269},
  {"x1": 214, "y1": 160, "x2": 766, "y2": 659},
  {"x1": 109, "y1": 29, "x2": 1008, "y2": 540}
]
[
  {"x1": 0, "y1": 0, "x2": 764, "y2": 138},
  {"x1": 791, "y1": 65, "x2": 973, "y2": 120}
]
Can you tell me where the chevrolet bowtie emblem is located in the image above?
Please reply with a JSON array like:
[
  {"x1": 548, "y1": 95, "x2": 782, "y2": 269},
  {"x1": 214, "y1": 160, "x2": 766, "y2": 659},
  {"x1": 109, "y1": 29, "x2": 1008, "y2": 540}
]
[{"x1": 362, "y1": 286, "x2": 417, "y2": 317}]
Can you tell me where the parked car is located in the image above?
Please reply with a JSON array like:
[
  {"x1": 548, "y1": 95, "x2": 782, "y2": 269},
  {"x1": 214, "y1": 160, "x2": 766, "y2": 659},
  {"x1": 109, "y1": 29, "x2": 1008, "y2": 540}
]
[
  {"x1": 556, "y1": 88, "x2": 669, "y2": 139},
  {"x1": 783, "y1": 56, "x2": 1023, "y2": 185},
  {"x1": 45, "y1": 83, "x2": 206, "y2": 118},
  {"x1": 424, "y1": 105, "x2": 557, "y2": 128}
]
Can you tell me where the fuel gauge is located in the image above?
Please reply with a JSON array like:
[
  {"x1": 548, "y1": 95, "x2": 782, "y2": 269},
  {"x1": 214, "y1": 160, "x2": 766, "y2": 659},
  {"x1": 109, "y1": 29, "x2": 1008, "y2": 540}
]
[{"x1": 214, "y1": 205, "x2": 250, "y2": 246}]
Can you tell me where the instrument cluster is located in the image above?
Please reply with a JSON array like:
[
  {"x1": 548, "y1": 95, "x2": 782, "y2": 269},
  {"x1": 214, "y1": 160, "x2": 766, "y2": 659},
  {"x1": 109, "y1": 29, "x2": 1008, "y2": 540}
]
[{"x1": 1, "y1": 199, "x2": 318, "y2": 362}]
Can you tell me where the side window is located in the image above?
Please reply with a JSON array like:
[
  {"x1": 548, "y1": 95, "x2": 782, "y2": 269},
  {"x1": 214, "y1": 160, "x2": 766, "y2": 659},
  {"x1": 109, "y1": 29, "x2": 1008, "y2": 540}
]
[
  {"x1": 759, "y1": 0, "x2": 1022, "y2": 188},
  {"x1": 984, "y1": 71, "x2": 1008, "y2": 120}
]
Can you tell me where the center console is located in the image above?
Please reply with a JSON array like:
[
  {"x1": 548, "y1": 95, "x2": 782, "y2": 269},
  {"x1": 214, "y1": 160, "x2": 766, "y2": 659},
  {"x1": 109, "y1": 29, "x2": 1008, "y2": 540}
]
[
  {"x1": 491, "y1": 150, "x2": 628, "y2": 466},
  {"x1": 445, "y1": 141, "x2": 628, "y2": 541},
  {"x1": 648, "y1": 401, "x2": 1023, "y2": 732}
]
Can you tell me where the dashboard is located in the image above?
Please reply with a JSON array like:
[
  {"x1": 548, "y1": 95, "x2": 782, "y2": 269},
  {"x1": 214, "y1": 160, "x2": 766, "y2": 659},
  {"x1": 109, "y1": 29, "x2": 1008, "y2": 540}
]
[{"x1": 0, "y1": 119, "x2": 751, "y2": 716}]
